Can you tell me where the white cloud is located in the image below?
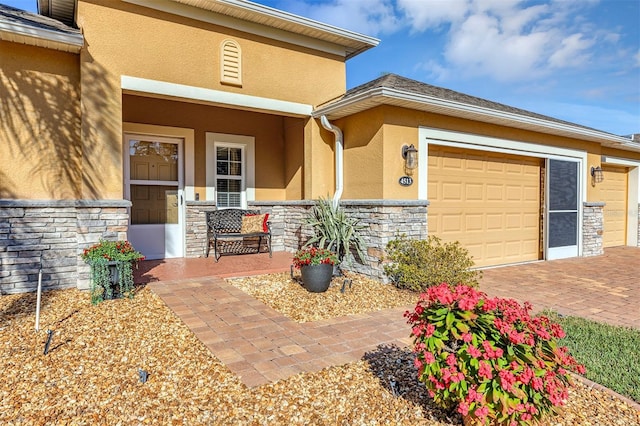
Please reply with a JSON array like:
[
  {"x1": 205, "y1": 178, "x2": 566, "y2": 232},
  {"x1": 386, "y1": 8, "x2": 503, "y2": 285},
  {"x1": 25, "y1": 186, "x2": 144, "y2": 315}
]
[
  {"x1": 397, "y1": 0, "x2": 602, "y2": 82},
  {"x1": 273, "y1": 0, "x2": 631, "y2": 86},
  {"x1": 548, "y1": 33, "x2": 594, "y2": 68},
  {"x1": 396, "y1": 0, "x2": 468, "y2": 32}
]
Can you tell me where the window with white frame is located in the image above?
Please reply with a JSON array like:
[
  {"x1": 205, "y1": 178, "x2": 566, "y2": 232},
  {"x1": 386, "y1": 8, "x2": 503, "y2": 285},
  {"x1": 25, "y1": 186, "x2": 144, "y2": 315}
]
[
  {"x1": 215, "y1": 145, "x2": 244, "y2": 208},
  {"x1": 206, "y1": 133, "x2": 255, "y2": 208}
]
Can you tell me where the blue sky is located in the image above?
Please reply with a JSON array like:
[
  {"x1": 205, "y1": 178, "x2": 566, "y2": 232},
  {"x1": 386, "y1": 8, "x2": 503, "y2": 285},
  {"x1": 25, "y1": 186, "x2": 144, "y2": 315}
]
[{"x1": 6, "y1": 0, "x2": 639, "y2": 136}]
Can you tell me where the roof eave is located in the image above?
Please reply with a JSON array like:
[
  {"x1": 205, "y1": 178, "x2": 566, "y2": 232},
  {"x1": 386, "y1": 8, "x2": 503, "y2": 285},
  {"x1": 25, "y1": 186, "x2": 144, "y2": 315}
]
[
  {"x1": 165, "y1": 0, "x2": 379, "y2": 59},
  {"x1": 313, "y1": 88, "x2": 640, "y2": 153},
  {"x1": 0, "y1": 19, "x2": 83, "y2": 53}
]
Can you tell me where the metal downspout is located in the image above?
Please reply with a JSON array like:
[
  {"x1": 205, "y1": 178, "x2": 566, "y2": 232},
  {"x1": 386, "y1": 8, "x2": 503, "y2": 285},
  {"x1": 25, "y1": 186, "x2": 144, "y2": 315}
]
[{"x1": 320, "y1": 115, "x2": 343, "y2": 208}]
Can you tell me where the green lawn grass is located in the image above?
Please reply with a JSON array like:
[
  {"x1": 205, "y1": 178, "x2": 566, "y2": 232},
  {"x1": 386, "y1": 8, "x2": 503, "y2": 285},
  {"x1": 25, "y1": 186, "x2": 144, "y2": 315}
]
[{"x1": 545, "y1": 312, "x2": 640, "y2": 402}]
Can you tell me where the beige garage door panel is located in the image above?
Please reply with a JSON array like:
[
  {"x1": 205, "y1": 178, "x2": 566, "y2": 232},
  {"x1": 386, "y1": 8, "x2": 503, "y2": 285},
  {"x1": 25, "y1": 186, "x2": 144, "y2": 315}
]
[
  {"x1": 428, "y1": 146, "x2": 541, "y2": 267},
  {"x1": 601, "y1": 165, "x2": 628, "y2": 247}
]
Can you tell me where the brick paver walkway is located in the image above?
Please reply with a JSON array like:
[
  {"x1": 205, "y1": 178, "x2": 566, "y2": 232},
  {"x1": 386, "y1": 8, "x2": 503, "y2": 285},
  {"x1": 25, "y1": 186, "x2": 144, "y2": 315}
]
[
  {"x1": 150, "y1": 278, "x2": 412, "y2": 387},
  {"x1": 146, "y1": 246, "x2": 639, "y2": 388}
]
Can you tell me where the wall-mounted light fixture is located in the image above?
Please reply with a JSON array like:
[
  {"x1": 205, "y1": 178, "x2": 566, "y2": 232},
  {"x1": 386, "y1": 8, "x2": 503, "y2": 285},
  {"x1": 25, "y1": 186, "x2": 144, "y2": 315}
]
[
  {"x1": 402, "y1": 144, "x2": 418, "y2": 172},
  {"x1": 590, "y1": 166, "x2": 604, "y2": 183}
]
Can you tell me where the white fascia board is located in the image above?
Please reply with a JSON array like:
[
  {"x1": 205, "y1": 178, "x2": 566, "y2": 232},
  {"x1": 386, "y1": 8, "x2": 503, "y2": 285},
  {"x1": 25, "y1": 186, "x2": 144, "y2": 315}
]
[
  {"x1": 0, "y1": 20, "x2": 83, "y2": 52},
  {"x1": 123, "y1": 0, "x2": 353, "y2": 58},
  {"x1": 315, "y1": 87, "x2": 634, "y2": 148},
  {"x1": 121, "y1": 75, "x2": 313, "y2": 117},
  {"x1": 217, "y1": 0, "x2": 380, "y2": 50},
  {"x1": 385, "y1": 87, "x2": 630, "y2": 144}
]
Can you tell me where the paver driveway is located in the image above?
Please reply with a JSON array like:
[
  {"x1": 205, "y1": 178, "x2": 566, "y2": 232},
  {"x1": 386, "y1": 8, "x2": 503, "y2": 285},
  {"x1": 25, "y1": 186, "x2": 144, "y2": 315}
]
[{"x1": 479, "y1": 246, "x2": 639, "y2": 329}]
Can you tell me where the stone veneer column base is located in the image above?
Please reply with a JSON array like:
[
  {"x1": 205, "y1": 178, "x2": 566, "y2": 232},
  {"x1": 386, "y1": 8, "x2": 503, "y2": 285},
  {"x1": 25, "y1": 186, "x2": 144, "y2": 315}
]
[
  {"x1": 0, "y1": 199, "x2": 130, "y2": 294},
  {"x1": 184, "y1": 201, "x2": 218, "y2": 258},
  {"x1": 582, "y1": 202, "x2": 605, "y2": 257}
]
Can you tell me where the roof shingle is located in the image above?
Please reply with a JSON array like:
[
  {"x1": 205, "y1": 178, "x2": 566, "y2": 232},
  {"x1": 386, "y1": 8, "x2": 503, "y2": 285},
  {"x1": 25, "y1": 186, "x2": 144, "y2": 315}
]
[
  {"x1": 342, "y1": 73, "x2": 607, "y2": 135},
  {"x1": 0, "y1": 3, "x2": 79, "y2": 36}
]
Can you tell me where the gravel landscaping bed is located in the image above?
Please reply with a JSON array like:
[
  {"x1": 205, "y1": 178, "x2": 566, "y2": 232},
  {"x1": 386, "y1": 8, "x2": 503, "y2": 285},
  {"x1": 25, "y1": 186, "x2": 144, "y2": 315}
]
[
  {"x1": 2, "y1": 284, "x2": 639, "y2": 425},
  {"x1": 227, "y1": 272, "x2": 417, "y2": 322}
]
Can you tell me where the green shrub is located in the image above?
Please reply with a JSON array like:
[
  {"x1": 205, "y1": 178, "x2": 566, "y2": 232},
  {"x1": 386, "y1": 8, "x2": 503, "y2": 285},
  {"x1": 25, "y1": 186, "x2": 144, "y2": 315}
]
[{"x1": 384, "y1": 235, "x2": 481, "y2": 291}]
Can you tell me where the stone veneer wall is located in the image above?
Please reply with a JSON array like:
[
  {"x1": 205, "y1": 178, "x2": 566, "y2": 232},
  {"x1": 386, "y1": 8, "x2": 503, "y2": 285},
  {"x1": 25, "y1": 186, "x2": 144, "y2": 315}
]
[
  {"x1": 251, "y1": 200, "x2": 429, "y2": 281},
  {"x1": 0, "y1": 200, "x2": 130, "y2": 294},
  {"x1": 185, "y1": 201, "x2": 218, "y2": 258},
  {"x1": 582, "y1": 202, "x2": 605, "y2": 257}
]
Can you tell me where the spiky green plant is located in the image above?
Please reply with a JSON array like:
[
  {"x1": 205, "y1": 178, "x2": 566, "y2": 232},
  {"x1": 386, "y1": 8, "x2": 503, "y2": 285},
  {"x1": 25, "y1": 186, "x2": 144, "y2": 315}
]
[{"x1": 304, "y1": 197, "x2": 366, "y2": 266}]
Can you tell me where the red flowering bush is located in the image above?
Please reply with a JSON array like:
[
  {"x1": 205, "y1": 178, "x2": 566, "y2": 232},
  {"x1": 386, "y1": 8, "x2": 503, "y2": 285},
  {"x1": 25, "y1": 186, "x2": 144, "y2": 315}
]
[
  {"x1": 292, "y1": 247, "x2": 338, "y2": 269},
  {"x1": 405, "y1": 283, "x2": 585, "y2": 426}
]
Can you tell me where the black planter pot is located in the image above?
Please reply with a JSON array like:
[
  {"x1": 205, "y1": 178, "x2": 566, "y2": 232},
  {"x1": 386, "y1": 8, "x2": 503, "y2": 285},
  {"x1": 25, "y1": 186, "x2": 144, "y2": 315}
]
[
  {"x1": 300, "y1": 264, "x2": 333, "y2": 293},
  {"x1": 106, "y1": 262, "x2": 122, "y2": 299}
]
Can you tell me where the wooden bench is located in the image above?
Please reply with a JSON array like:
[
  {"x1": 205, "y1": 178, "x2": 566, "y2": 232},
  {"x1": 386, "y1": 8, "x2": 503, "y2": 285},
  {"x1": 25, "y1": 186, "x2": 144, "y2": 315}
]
[{"x1": 205, "y1": 209, "x2": 272, "y2": 262}]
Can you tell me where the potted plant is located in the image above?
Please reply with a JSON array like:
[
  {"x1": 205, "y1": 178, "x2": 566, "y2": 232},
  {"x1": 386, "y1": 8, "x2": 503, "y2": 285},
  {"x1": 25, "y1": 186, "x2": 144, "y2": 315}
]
[
  {"x1": 405, "y1": 283, "x2": 585, "y2": 425},
  {"x1": 292, "y1": 246, "x2": 338, "y2": 292},
  {"x1": 81, "y1": 240, "x2": 145, "y2": 304},
  {"x1": 305, "y1": 197, "x2": 366, "y2": 273}
]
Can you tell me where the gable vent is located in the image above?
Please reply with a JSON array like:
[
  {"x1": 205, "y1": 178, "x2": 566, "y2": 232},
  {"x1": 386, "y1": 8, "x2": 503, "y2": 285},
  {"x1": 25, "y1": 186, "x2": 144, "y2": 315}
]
[{"x1": 220, "y1": 39, "x2": 242, "y2": 86}]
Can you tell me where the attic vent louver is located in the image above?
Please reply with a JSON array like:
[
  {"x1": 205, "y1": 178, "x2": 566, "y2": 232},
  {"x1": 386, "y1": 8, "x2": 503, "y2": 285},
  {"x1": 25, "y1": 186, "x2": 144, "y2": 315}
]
[{"x1": 220, "y1": 39, "x2": 242, "y2": 86}]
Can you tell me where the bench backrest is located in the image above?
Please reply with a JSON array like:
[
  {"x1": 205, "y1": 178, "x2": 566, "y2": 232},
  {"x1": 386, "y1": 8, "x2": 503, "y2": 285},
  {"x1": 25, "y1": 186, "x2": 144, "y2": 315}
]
[{"x1": 206, "y1": 209, "x2": 261, "y2": 233}]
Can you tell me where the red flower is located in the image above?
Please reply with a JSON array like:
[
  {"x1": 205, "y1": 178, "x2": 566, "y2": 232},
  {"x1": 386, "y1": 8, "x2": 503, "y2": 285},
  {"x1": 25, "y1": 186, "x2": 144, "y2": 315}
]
[
  {"x1": 474, "y1": 405, "x2": 489, "y2": 419},
  {"x1": 446, "y1": 353, "x2": 457, "y2": 367},
  {"x1": 478, "y1": 361, "x2": 493, "y2": 380},
  {"x1": 457, "y1": 401, "x2": 470, "y2": 416},
  {"x1": 467, "y1": 345, "x2": 482, "y2": 359},
  {"x1": 423, "y1": 351, "x2": 436, "y2": 364}
]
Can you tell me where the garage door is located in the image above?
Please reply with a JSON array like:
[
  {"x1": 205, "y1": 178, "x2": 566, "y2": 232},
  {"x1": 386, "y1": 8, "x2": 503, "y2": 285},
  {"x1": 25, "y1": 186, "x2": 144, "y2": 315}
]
[
  {"x1": 428, "y1": 146, "x2": 542, "y2": 267},
  {"x1": 601, "y1": 164, "x2": 628, "y2": 247}
]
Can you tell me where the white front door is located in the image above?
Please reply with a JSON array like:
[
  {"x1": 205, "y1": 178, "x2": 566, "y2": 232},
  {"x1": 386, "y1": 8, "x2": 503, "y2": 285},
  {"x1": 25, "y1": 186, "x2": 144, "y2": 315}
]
[
  {"x1": 546, "y1": 159, "x2": 580, "y2": 260},
  {"x1": 124, "y1": 134, "x2": 184, "y2": 259}
]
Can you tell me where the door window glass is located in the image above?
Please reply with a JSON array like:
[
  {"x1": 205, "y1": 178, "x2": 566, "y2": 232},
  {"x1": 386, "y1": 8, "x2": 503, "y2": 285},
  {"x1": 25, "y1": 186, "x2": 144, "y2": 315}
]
[
  {"x1": 129, "y1": 140, "x2": 178, "y2": 181},
  {"x1": 547, "y1": 159, "x2": 579, "y2": 249}
]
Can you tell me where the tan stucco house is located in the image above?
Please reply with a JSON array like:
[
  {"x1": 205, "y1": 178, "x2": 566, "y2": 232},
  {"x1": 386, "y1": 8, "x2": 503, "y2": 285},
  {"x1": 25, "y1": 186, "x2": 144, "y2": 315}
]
[{"x1": 1, "y1": 0, "x2": 639, "y2": 293}]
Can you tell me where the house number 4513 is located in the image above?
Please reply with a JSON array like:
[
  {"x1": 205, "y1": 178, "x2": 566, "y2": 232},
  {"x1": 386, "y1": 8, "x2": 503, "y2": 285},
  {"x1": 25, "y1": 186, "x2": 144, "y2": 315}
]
[{"x1": 398, "y1": 176, "x2": 413, "y2": 186}]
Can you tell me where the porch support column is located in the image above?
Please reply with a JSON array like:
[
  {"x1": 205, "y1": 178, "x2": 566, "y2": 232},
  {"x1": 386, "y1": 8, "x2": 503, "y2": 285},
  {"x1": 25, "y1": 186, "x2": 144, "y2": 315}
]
[
  {"x1": 303, "y1": 118, "x2": 335, "y2": 199},
  {"x1": 582, "y1": 201, "x2": 605, "y2": 256}
]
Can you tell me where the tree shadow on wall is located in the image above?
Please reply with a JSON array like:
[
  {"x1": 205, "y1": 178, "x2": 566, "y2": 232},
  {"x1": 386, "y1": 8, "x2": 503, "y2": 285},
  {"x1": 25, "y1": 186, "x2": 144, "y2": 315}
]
[
  {"x1": 0, "y1": 45, "x2": 120, "y2": 199},
  {"x1": 0, "y1": 45, "x2": 120, "y2": 293}
]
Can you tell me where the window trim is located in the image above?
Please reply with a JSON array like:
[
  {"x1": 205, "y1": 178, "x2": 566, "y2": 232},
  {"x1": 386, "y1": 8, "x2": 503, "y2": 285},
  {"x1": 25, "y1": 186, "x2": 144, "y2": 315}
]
[
  {"x1": 214, "y1": 144, "x2": 245, "y2": 208},
  {"x1": 206, "y1": 133, "x2": 255, "y2": 208}
]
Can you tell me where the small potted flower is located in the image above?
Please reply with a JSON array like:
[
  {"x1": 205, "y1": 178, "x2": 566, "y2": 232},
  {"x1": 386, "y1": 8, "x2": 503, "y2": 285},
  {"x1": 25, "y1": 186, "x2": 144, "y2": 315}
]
[
  {"x1": 405, "y1": 283, "x2": 585, "y2": 426},
  {"x1": 292, "y1": 246, "x2": 338, "y2": 292},
  {"x1": 81, "y1": 240, "x2": 145, "y2": 304}
]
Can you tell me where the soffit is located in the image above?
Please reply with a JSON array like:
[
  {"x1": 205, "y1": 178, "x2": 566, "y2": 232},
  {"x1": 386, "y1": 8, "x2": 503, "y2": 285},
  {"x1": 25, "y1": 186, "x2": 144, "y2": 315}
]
[{"x1": 169, "y1": 0, "x2": 379, "y2": 58}]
